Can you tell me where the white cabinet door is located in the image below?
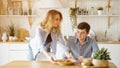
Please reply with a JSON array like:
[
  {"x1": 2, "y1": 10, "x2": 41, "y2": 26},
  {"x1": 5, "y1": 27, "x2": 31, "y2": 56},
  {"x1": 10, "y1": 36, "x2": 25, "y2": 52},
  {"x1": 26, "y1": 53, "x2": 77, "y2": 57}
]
[
  {"x1": 7, "y1": 43, "x2": 29, "y2": 62},
  {"x1": 8, "y1": 51, "x2": 29, "y2": 61},
  {"x1": 98, "y1": 44, "x2": 120, "y2": 68},
  {"x1": 8, "y1": 43, "x2": 29, "y2": 50},
  {"x1": 0, "y1": 44, "x2": 8, "y2": 66}
]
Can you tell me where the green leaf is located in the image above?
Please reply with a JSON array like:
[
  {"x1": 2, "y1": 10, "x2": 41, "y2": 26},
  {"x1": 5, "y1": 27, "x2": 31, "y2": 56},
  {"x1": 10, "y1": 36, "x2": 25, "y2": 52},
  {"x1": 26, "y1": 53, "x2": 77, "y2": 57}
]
[{"x1": 93, "y1": 48, "x2": 111, "y2": 60}]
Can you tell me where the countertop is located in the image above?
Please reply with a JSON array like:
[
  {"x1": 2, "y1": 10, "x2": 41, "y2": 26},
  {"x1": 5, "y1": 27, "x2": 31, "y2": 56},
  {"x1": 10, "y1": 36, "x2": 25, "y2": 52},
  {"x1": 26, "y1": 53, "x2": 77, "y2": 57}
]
[
  {"x1": 0, "y1": 61, "x2": 117, "y2": 68},
  {"x1": 0, "y1": 41, "x2": 120, "y2": 44},
  {"x1": 97, "y1": 41, "x2": 120, "y2": 44}
]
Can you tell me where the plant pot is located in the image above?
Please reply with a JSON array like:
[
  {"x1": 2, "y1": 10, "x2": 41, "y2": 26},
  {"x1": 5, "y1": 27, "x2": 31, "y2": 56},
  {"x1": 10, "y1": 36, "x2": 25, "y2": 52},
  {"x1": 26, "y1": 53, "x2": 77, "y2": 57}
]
[
  {"x1": 9, "y1": 36, "x2": 13, "y2": 40},
  {"x1": 97, "y1": 10, "x2": 103, "y2": 15},
  {"x1": 92, "y1": 59, "x2": 109, "y2": 67},
  {"x1": 9, "y1": 36, "x2": 17, "y2": 40}
]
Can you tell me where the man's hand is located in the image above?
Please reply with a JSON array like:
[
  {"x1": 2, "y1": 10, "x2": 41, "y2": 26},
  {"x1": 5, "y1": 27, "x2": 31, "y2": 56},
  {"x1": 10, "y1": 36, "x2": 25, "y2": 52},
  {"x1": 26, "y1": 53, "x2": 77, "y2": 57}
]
[
  {"x1": 78, "y1": 56, "x2": 84, "y2": 63},
  {"x1": 65, "y1": 51, "x2": 75, "y2": 61},
  {"x1": 68, "y1": 55, "x2": 76, "y2": 62}
]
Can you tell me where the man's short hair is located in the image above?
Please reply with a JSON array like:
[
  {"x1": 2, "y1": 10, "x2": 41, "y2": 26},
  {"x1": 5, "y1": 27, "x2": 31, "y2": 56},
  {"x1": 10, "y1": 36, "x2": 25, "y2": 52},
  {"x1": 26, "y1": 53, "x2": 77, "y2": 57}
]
[{"x1": 77, "y1": 22, "x2": 90, "y2": 33}]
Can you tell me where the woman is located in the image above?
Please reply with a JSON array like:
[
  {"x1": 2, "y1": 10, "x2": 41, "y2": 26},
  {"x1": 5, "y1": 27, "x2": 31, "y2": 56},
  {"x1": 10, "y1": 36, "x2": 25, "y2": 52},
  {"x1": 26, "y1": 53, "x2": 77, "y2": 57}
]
[{"x1": 29, "y1": 10, "x2": 65, "y2": 63}]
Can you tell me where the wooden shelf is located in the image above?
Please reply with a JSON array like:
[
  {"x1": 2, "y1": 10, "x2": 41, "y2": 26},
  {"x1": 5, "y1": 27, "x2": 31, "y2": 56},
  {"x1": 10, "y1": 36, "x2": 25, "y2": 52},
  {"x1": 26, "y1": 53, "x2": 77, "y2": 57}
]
[
  {"x1": 0, "y1": 15, "x2": 37, "y2": 17},
  {"x1": 77, "y1": 15, "x2": 120, "y2": 17}
]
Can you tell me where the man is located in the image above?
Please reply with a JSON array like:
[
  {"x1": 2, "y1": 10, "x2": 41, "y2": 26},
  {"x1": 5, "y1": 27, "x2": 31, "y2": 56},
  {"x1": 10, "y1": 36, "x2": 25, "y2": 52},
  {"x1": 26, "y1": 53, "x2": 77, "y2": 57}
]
[{"x1": 64, "y1": 22, "x2": 99, "y2": 62}]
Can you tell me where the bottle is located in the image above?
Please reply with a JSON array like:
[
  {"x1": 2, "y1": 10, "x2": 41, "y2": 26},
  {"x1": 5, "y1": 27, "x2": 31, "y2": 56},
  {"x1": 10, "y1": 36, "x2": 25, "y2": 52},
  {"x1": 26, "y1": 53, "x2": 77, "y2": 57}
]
[
  {"x1": 90, "y1": 7, "x2": 95, "y2": 15},
  {"x1": 2, "y1": 32, "x2": 7, "y2": 42},
  {"x1": 28, "y1": 8, "x2": 32, "y2": 15}
]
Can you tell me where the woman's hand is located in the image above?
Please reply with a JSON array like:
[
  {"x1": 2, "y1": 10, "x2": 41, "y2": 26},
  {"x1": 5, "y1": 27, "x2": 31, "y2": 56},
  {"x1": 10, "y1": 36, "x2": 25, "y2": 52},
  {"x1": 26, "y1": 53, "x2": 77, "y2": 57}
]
[
  {"x1": 42, "y1": 51, "x2": 57, "y2": 64},
  {"x1": 49, "y1": 56, "x2": 57, "y2": 64}
]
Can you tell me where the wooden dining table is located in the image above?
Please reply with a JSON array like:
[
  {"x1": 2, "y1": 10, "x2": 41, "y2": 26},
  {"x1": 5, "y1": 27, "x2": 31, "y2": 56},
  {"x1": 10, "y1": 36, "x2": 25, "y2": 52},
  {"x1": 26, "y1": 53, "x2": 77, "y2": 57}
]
[{"x1": 0, "y1": 60, "x2": 117, "y2": 68}]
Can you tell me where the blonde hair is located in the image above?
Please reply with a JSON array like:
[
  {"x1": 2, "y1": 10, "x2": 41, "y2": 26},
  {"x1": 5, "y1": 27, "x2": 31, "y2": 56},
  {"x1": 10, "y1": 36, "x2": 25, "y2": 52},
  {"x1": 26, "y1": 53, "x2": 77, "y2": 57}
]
[{"x1": 40, "y1": 10, "x2": 63, "y2": 35}]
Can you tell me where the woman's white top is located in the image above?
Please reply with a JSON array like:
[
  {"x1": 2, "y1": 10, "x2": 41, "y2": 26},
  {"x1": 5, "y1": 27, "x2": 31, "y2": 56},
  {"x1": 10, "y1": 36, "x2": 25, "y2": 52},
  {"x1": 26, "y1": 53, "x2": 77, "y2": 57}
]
[{"x1": 29, "y1": 26, "x2": 66, "y2": 59}]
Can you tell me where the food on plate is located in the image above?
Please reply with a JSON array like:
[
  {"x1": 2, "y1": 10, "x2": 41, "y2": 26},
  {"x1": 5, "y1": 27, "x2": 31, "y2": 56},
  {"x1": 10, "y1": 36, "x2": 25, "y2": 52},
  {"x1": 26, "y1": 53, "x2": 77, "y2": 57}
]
[{"x1": 55, "y1": 59, "x2": 75, "y2": 65}]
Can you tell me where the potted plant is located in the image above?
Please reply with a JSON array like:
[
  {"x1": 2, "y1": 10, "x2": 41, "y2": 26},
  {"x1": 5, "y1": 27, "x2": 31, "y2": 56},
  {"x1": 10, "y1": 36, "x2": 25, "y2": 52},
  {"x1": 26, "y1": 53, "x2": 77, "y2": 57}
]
[
  {"x1": 69, "y1": 7, "x2": 78, "y2": 30},
  {"x1": 92, "y1": 48, "x2": 111, "y2": 67},
  {"x1": 97, "y1": 6, "x2": 103, "y2": 15},
  {"x1": 8, "y1": 21, "x2": 15, "y2": 40}
]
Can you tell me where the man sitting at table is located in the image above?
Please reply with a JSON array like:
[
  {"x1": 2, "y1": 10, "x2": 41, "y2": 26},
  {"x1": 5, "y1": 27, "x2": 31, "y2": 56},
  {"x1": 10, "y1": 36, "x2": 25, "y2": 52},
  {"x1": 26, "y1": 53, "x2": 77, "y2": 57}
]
[{"x1": 64, "y1": 22, "x2": 99, "y2": 62}]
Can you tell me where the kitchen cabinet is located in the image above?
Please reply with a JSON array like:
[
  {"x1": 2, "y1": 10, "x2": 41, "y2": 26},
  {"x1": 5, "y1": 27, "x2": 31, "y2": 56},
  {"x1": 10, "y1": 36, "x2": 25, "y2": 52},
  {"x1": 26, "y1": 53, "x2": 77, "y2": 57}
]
[
  {"x1": 0, "y1": 42, "x2": 29, "y2": 65},
  {"x1": 0, "y1": 44, "x2": 8, "y2": 66},
  {"x1": 7, "y1": 43, "x2": 29, "y2": 61},
  {"x1": 0, "y1": 42, "x2": 120, "y2": 68}
]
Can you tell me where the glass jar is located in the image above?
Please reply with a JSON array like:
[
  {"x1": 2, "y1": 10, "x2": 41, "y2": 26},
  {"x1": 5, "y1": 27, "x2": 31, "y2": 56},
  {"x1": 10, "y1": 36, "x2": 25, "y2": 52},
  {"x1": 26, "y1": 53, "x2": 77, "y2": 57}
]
[{"x1": 90, "y1": 7, "x2": 95, "y2": 15}]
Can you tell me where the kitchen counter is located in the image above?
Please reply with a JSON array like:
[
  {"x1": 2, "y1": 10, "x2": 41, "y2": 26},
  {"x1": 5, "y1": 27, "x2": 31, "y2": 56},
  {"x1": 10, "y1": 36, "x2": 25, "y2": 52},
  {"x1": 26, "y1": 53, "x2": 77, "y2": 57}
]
[
  {"x1": 97, "y1": 41, "x2": 120, "y2": 44},
  {"x1": 0, "y1": 42, "x2": 28, "y2": 44},
  {"x1": 0, "y1": 41, "x2": 120, "y2": 44},
  {"x1": 0, "y1": 42, "x2": 120, "y2": 67},
  {"x1": 0, "y1": 42, "x2": 29, "y2": 64},
  {"x1": 0, "y1": 61, "x2": 117, "y2": 68}
]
